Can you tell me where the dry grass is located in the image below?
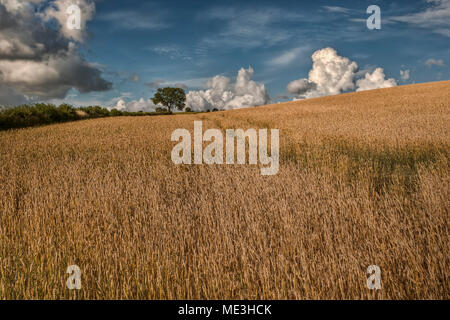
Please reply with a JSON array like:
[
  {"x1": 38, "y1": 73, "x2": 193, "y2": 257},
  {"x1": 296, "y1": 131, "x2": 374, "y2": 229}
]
[{"x1": 0, "y1": 81, "x2": 449, "y2": 299}]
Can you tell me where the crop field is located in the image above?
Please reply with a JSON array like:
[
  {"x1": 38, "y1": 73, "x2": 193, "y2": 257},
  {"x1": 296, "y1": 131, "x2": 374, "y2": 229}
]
[{"x1": 0, "y1": 81, "x2": 449, "y2": 299}]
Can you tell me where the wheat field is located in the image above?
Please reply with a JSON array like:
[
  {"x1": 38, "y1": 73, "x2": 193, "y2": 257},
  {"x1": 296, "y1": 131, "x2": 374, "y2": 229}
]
[{"x1": 0, "y1": 81, "x2": 449, "y2": 299}]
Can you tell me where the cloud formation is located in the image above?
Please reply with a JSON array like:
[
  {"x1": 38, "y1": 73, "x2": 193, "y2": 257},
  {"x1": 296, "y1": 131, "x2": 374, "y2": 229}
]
[
  {"x1": 42, "y1": 0, "x2": 95, "y2": 42},
  {"x1": 268, "y1": 46, "x2": 309, "y2": 67},
  {"x1": 390, "y1": 0, "x2": 450, "y2": 37},
  {"x1": 287, "y1": 47, "x2": 397, "y2": 99},
  {"x1": 114, "y1": 98, "x2": 158, "y2": 112},
  {"x1": 0, "y1": 0, "x2": 111, "y2": 105},
  {"x1": 400, "y1": 69, "x2": 411, "y2": 81},
  {"x1": 286, "y1": 47, "x2": 358, "y2": 99},
  {"x1": 185, "y1": 67, "x2": 270, "y2": 111},
  {"x1": 356, "y1": 68, "x2": 397, "y2": 91}
]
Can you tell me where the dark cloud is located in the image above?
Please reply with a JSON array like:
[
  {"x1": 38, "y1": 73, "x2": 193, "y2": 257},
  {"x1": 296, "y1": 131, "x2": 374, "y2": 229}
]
[
  {"x1": 0, "y1": 0, "x2": 111, "y2": 105},
  {"x1": 0, "y1": 85, "x2": 28, "y2": 106}
]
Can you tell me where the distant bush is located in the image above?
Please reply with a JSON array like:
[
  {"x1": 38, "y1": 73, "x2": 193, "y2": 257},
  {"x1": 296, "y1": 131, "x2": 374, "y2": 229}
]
[
  {"x1": 78, "y1": 106, "x2": 111, "y2": 118},
  {"x1": 109, "y1": 108, "x2": 123, "y2": 117},
  {"x1": 0, "y1": 103, "x2": 170, "y2": 131},
  {"x1": 0, "y1": 104, "x2": 81, "y2": 130},
  {"x1": 0, "y1": 102, "x2": 211, "y2": 130}
]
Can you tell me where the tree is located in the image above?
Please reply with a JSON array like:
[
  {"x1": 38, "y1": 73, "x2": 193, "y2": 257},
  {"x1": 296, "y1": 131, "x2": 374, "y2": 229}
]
[{"x1": 152, "y1": 87, "x2": 186, "y2": 112}]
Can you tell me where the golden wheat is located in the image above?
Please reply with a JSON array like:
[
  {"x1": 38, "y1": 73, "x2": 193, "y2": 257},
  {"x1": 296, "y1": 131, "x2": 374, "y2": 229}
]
[{"x1": 0, "y1": 81, "x2": 449, "y2": 299}]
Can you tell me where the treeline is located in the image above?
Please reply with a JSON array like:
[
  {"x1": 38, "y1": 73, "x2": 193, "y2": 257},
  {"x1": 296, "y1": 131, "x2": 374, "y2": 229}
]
[{"x1": 0, "y1": 104, "x2": 173, "y2": 131}]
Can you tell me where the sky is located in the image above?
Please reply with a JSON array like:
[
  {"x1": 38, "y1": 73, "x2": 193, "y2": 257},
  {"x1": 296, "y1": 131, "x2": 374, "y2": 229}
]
[{"x1": 0, "y1": 0, "x2": 449, "y2": 111}]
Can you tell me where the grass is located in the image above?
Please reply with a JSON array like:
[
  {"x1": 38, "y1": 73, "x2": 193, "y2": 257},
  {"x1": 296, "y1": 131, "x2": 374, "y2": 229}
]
[{"x1": 0, "y1": 81, "x2": 448, "y2": 299}]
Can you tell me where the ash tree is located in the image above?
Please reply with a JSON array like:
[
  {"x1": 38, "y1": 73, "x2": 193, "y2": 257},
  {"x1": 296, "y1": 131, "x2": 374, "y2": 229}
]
[{"x1": 152, "y1": 87, "x2": 186, "y2": 112}]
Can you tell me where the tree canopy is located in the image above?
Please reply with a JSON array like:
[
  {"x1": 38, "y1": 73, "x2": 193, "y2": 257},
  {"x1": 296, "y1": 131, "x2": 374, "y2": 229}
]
[{"x1": 152, "y1": 87, "x2": 186, "y2": 112}]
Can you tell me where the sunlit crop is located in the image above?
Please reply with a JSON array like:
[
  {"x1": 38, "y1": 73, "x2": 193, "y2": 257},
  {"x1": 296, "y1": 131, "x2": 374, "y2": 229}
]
[{"x1": 0, "y1": 81, "x2": 448, "y2": 299}]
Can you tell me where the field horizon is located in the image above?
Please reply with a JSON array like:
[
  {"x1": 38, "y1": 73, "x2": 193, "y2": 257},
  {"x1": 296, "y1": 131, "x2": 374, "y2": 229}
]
[{"x1": 0, "y1": 80, "x2": 449, "y2": 299}]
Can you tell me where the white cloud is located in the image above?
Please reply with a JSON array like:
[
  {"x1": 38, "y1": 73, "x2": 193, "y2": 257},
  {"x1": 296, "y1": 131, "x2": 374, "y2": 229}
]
[
  {"x1": 268, "y1": 47, "x2": 309, "y2": 67},
  {"x1": 185, "y1": 67, "x2": 270, "y2": 111},
  {"x1": 425, "y1": 58, "x2": 445, "y2": 67},
  {"x1": 286, "y1": 79, "x2": 316, "y2": 96},
  {"x1": 322, "y1": 6, "x2": 350, "y2": 14},
  {"x1": 114, "y1": 98, "x2": 159, "y2": 112},
  {"x1": 356, "y1": 68, "x2": 397, "y2": 91},
  {"x1": 400, "y1": 69, "x2": 411, "y2": 81},
  {"x1": 390, "y1": 0, "x2": 450, "y2": 37},
  {"x1": 42, "y1": 0, "x2": 95, "y2": 42},
  {"x1": 286, "y1": 48, "x2": 397, "y2": 98},
  {"x1": 286, "y1": 47, "x2": 358, "y2": 99}
]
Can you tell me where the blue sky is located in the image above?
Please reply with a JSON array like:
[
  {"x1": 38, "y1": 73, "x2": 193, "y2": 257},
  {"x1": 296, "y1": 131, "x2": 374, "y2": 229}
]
[{"x1": 1, "y1": 0, "x2": 449, "y2": 108}]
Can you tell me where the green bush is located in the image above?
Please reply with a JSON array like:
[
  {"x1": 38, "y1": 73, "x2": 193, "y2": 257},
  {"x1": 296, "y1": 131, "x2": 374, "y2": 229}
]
[
  {"x1": 0, "y1": 104, "x2": 108, "y2": 130},
  {"x1": 110, "y1": 108, "x2": 123, "y2": 116},
  {"x1": 0, "y1": 102, "x2": 207, "y2": 131},
  {"x1": 0, "y1": 104, "x2": 81, "y2": 129},
  {"x1": 79, "y1": 106, "x2": 111, "y2": 118}
]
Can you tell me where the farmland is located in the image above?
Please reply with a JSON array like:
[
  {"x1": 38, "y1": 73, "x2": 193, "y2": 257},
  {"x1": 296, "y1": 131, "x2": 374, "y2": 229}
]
[{"x1": 0, "y1": 81, "x2": 448, "y2": 299}]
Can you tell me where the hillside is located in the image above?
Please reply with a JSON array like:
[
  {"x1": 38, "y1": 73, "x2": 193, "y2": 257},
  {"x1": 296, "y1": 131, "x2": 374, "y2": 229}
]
[{"x1": 0, "y1": 81, "x2": 448, "y2": 299}]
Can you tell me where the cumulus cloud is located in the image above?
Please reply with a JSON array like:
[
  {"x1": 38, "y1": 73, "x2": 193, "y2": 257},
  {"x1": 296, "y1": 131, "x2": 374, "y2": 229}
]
[
  {"x1": 400, "y1": 69, "x2": 411, "y2": 81},
  {"x1": 286, "y1": 48, "x2": 358, "y2": 99},
  {"x1": 0, "y1": 0, "x2": 111, "y2": 105},
  {"x1": 286, "y1": 79, "x2": 316, "y2": 96},
  {"x1": 185, "y1": 67, "x2": 270, "y2": 111},
  {"x1": 114, "y1": 98, "x2": 159, "y2": 112},
  {"x1": 356, "y1": 68, "x2": 397, "y2": 91},
  {"x1": 286, "y1": 47, "x2": 397, "y2": 99}
]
